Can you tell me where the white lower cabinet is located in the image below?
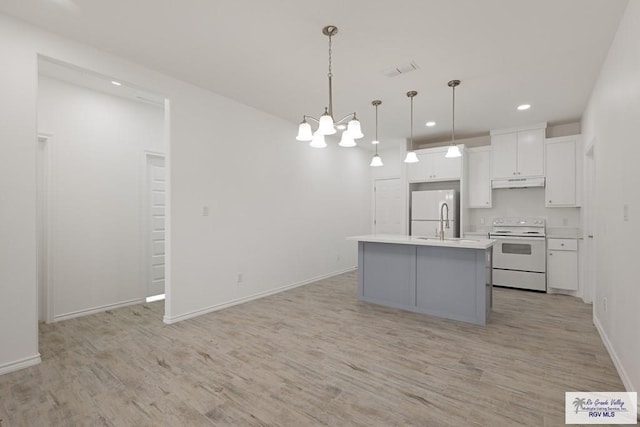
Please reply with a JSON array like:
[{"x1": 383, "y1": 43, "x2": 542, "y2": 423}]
[{"x1": 547, "y1": 238, "x2": 578, "y2": 291}]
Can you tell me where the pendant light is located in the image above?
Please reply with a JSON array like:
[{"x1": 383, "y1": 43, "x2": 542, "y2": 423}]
[
  {"x1": 404, "y1": 91, "x2": 419, "y2": 163},
  {"x1": 445, "y1": 79, "x2": 462, "y2": 158},
  {"x1": 369, "y1": 100, "x2": 383, "y2": 167},
  {"x1": 296, "y1": 25, "x2": 363, "y2": 147}
]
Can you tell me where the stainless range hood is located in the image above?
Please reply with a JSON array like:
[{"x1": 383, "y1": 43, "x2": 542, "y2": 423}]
[{"x1": 492, "y1": 177, "x2": 545, "y2": 189}]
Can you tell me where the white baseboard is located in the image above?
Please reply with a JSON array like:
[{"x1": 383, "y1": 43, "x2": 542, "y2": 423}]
[
  {"x1": 53, "y1": 298, "x2": 145, "y2": 322},
  {"x1": 593, "y1": 314, "x2": 639, "y2": 418},
  {"x1": 0, "y1": 354, "x2": 41, "y2": 375},
  {"x1": 163, "y1": 267, "x2": 356, "y2": 324}
]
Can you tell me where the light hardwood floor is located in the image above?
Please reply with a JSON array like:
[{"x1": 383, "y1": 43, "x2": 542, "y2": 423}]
[{"x1": 0, "y1": 271, "x2": 626, "y2": 426}]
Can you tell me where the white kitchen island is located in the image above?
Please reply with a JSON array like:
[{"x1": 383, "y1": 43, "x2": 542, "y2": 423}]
[{"x1": 348, "y1": 235, "x2": 495, "y2": 325}]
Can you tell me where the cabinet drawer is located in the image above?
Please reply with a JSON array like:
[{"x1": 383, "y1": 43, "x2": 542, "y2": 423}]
[{"x1": 547, "y1": 238, "x2": 577, "y2": 251}]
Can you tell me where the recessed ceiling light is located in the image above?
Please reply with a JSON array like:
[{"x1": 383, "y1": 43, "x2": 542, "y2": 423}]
[
  {"x1": 111, "y1": 80, "x2": 122, "y2": 86},
  {"x1": 517, "y1": 104, "x2": 531, "y2": 111},
  {"x1": 425, "y1": 121, "x2": 436, "y2": 127}
]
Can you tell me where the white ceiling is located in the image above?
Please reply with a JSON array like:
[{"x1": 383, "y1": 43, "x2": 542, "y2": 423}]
[{"x1": 0, "y1": 0, "x2": 629, "y2": 147}]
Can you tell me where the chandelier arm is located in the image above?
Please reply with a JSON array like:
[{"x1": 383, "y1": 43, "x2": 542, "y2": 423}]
[
  {"x1": 334, "y1": 112, "x2": 357, "y2": 126},
  {"x1": 303, "y1": 115, "x2": 321, "y2": 124}
]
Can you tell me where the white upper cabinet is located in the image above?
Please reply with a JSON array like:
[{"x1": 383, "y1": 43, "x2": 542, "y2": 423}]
[
  {"x1": 545, "y1": 135, "x2": 582, "y2": 207},
  {"x1": 490, "y1": 125, "x2": 545, "y2": 179},
  {"x1": 467, "y1": 147, "x2": 492, "y2": 208},
  {"x1": 490, "y1": 132, "x2": 518, "y2": 178},
  {"x1": 406, "y1": 146, "x2": 462, "y2": 182}
]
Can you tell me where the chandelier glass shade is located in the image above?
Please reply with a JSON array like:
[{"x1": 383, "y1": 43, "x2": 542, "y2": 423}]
[{"x1": 296, "y1": 25, "x2": 363, "y2": 148}]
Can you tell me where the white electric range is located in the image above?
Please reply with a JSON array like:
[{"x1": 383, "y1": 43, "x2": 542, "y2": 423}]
[{"x1": 489, "y1": 217, "x2": 546, "y2": 292}]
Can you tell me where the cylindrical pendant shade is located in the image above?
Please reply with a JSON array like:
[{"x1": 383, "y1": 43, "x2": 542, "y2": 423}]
[
  {"x1": 318, "y1": 113, "x2": 336, "y2": 135},
  {"x1": 309, "y1": 132, "x2": 327, "y2": 148},
  {"x1": 445, "y1": 145, "x2": 462, "y2": 158},
  {"x1": 296, "y1": 122, "x2": 313, "y2": 141},
  {"x1": 370, "y1": 154, "x2": 383, "y2": 167},
  {"x1": 404, "y1": 151, "x2": 419, "y2": 163},
  {"x1": 338, "y1": 131, "x2": 356, "y2": 147}
]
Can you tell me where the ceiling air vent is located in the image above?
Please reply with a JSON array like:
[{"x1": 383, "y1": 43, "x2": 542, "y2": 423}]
[{"x1": 382, "y1": 61, "x2": 419, "y2": 78}]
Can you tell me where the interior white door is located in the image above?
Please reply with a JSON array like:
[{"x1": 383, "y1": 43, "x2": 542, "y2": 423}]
[
  {"x1": 374, "y1": 178, "x2": 402, "y2": 234},
  {"x1": 147, "y1": 155, "x2": 166, "y2": 297}
]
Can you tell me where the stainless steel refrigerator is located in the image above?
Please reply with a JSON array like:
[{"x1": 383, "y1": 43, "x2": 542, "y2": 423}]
[{"x1": 410, "y1": 190, "x2": 458, "y2": 237}]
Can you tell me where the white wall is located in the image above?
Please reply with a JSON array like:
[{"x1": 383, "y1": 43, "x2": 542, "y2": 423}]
[
  {"x1": 581, "y1": 0, "x2": 640, "y2": 400},
  {"x1": 168, "y1": 88, "x2": 371, "y2": 321},
  {"x1": 0, "y1": 16, "x2": 40, "y2": 374},
  {"x1": 37, "y1": 76, "x2": 164, "y2": 320},
  {"x1": 0, "y1": 14, "x2": 371, "y2": 373},
  {"x1": 371, "y1": 144, "x2": 404, "y2": 180}
]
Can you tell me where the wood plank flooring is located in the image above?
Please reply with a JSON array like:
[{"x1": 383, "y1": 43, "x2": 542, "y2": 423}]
[{"x1": 0, "y1": 271, "x2": 627, "y2": 426}]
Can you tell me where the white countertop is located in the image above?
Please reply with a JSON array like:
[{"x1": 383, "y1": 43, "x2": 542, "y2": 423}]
[
  {"x1": 348, "y1": 234, "x2": 495, "y2": 249},
  {"x1": 546, "y1": 227, "x2": 583, "y2": 239}
]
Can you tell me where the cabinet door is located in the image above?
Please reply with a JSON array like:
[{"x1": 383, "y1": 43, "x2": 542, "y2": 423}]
[
  {"x1": 516, "y1": 129, "x2": 545, "y2": 177},
  {"x1": 547, "y1": 250, "x2": 578, "y2": 290},
  {"x1": 468, "y1": 149, "x2": 492, "y2": 208},
  {"x1": 546, "y1": 140, "x2": 576, "y2": 206},
  {"x1": 491, "y1": 133, "x2": 517, "y2": 179},
  {"x1": 406, "y1": 152, "x2": 435, "y2": 182},
  {"x1": 434, "y1": 152, "x2": 462, "y2": 180}
]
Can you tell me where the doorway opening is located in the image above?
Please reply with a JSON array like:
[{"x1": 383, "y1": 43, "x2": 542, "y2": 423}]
[
  {"x1": 144, "y1": 153, "x2": 166, "y2": 302},
  {"x1": 36, "y1": 56, "x2": 169, "y2": 324}
]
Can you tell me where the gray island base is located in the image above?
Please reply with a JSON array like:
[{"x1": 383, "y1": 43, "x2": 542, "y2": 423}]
[{"x1": 349, "y1": 235, "x2": 495, "y2": 325}]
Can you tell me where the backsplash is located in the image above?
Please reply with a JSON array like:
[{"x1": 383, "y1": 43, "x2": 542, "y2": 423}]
[{"x1": 466, "y1": 187, "x2": 581, "y2": 230}]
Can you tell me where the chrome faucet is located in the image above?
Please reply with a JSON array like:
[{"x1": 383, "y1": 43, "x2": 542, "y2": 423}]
[{"x1": 439, "y1": 202, "x2": 450, "y2": 240}]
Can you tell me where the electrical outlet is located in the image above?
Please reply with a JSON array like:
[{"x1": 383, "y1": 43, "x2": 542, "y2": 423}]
[
  {"x1": 336, "y1": 254, "x2": 341, "y2": 263},
  {"x1": 623, "y1": 204, "x2": 629, "y2": 222},
  {"x1": 237, "y1": 273, "x2": 243, "y2": 284},
  {"x1": 202, "y1": 206, "x2": 209, "y2": 216},
  {"x1": 562, "y1": 218, "x2": 569, "y2": 226}
]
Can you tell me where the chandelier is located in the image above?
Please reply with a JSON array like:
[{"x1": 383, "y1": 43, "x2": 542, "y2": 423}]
[{"x1": 296, "y1": 25, "x2": 363, "y2": 148}]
